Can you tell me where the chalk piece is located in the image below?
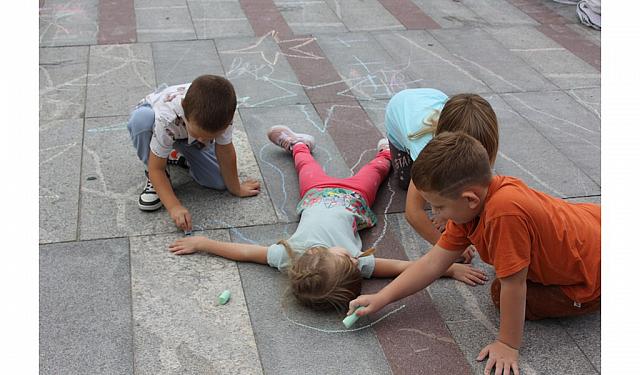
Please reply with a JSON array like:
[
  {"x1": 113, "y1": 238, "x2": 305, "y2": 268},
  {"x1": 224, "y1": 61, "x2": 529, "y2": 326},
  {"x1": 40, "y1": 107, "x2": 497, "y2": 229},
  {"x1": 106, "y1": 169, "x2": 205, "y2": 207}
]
[
  {"x1": 184, "y1": 230, "x2": 192, "y2": 236},
  {"x1": 342, "y1": 307, "x2": 365, "y2": 328},
  {"x1": 218, "y1": 290, "x2": 231, "y2": 305}
]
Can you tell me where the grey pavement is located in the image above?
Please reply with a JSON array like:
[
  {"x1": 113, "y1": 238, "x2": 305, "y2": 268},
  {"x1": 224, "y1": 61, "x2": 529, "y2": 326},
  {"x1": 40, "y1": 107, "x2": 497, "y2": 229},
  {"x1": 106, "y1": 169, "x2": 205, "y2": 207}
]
[{"x1": 39, "y1": 0, "x2": 601, "y2": 374}]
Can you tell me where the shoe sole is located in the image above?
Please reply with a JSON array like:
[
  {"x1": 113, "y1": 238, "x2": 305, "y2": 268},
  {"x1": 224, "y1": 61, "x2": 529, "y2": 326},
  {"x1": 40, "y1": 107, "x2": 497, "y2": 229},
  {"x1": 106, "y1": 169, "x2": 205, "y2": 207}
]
[
  {"x1": 138, "y1": 199, "x2": 163, "y2": 211},
  {"x1": 268, "y1": 125, "x2": 315, "y2": 152}
]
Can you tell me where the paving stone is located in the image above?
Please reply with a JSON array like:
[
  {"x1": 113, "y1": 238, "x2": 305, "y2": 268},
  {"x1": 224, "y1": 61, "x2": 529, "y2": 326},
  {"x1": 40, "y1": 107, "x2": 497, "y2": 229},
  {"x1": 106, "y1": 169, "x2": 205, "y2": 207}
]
[
  {"x1": 240, "y1": 104, "x2": 351, "y2": 222},
  {"x1": 230, "y1": 223, "x2": 393, "y2": 375},
  {"x1": 325, "y1": 0, "x2": 404, "y2": 32},
  {"x1": 40, "y1": 119, "x2": 84, "y2": 244},
  {"x1": 447, "y1": 318, "x2": 599, "y2": 375},
  {"x1": 152, "y1": 40, "x2": 225, "y2": 86},
  {"x1": 486, "y1": 93, "x2": 601, "y2": 197},
  {"x1": 566, "y1": 87, "x2": 600, "y2": 120},
  {"x1": 40, "y1": 238, "x2": 133, "y2": 375},
  {"x1": 464, "y1": 0, "x2": 538, "y2": 26},
  {"x1": 86, "y1": 43, "x2": 156, "y2": 117},
  {"x1": 274, "y1": 0, "x2": 348, "y2": 35},
  {"x1": 39, "y1": 0, "x2": 99, "y2": 47},
  {"x1": 358, "y1": 99, "x2": 390, "y2": 137},
  {"x1": 412, "y1": 0, "x2": 487, "y2": 28},
  {"x1": 79, "y1": 115, "x2": 276, "y2": 240},
  {"x1": 501, "y1": 91, "x2": 601, "y2": 184},
  {"x1": 135, "y1": 0, "x2": 196, "y2": 42},
  {"x1": 216, "y1": 35, "x2": 311, "y2": 108},
  {"x1": 485, "y1": 25, "x2": 600, "y2": 89},
  {"x1": 40, "y1": 46, "x2": 89, "y2": 121},
  {"x1": 543, "y1": 0, "x2": 581, "y2": 23},
  {"x1": 431, "y1": 27, "x2": 557, "y2": 93},
  {"x1": 314, "y1": 32, "x2": 422, "y2": 101},
  {"x1": 130, "y1": 230, "x2": 262, "y2": 374},
  {"x1": 373, "y1": 30, "x2": 492, "y2": 95},
  {"x1": 561, "y1": 312, "x2": 601, "y2": 372},
  {"x1": 187, "y1": 0, "x2": 255, "y2": 39},
  {"x1": 567, "y1": 23, "x2": 601, "y2": 47},
  {"x1": 565, "y1": 196, "x2": 600, "y2": 204}
]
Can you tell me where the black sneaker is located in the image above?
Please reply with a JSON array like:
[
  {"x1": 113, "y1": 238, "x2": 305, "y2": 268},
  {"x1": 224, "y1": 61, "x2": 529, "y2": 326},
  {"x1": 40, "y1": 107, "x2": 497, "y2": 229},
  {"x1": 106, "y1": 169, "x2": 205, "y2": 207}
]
[
  {"x1": 167, "y1": 149, "x2": 189, "y2": 169},
  {"x1": 138, "y1": 170, "x2": 168, "y2": 211}
]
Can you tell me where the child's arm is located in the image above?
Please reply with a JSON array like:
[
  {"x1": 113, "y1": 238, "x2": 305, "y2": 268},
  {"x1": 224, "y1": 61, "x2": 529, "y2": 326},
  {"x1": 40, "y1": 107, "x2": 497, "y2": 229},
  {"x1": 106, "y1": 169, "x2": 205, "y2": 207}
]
[
  {"x1": 476, "y1": 267, "x2": 527, "y2": 375},
  {"x1": 215, "y1": 142, "x2": 261, "y2": 197},
  {"x1": 148, "y1": 152, "x2": 192, "y2": 231},
  {"x1": 349, "y1": 245, "x2": 464, "y2": 316},
  {"x1": 404, "y1": 181, "x2": 442, "y2": 245},
  {"x1": 372, "y1": 258, "x2": 412, "y2": 278},
  {"x1": 169, "y1": 235, "x2": 268, "y2": 264}
]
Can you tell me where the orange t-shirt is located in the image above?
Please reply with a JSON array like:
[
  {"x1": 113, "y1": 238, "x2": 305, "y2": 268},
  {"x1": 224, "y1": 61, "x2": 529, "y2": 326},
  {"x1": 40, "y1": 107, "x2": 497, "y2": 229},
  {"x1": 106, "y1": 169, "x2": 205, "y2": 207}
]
[{"x1": 437, "y1": 176, "x2": 601, "y2": 303}]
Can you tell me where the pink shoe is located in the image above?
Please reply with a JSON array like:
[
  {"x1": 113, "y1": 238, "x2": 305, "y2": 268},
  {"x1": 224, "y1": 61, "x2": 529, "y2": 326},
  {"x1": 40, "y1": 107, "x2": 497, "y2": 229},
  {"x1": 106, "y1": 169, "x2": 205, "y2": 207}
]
[{"x1": 267, "y1": 126, "x2": 316, "y2": 153}]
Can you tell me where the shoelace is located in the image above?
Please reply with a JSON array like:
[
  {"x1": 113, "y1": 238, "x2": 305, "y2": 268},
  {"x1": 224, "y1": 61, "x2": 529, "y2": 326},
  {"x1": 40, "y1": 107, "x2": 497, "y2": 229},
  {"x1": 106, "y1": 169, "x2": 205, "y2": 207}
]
[{"x1": 143, "y1": 179, "x2": 156, "y2": 194}]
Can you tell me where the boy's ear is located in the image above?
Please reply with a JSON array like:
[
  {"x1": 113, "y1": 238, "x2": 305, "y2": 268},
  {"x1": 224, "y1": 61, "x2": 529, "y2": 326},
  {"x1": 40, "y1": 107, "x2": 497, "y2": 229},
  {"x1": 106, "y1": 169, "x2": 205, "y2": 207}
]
[{"x1": 461, "y1": 190, "x2": 481, "y2": 209}]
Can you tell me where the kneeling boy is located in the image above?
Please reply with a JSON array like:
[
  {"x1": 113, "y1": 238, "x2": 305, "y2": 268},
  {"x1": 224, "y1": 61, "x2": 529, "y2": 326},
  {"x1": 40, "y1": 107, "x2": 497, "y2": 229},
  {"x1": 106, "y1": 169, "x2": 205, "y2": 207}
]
[{"x1": 348, "y1": 132, "x2": 600, "y2": 375}]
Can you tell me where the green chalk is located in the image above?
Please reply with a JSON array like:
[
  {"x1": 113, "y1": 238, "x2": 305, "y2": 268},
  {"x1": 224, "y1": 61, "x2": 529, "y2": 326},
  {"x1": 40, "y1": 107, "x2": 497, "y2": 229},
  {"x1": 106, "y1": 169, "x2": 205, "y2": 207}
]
[
  {"x1": 218, "y1": 290, "x2": 231, "y2": 305},
  {"x1": 342, "y1": 307, "x2": 365, "y2": 328}
]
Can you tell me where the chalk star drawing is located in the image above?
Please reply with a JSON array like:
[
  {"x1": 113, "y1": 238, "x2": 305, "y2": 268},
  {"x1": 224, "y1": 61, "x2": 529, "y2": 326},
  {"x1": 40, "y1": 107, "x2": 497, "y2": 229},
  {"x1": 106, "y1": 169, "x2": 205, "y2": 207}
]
[{"x1": 221, "y1": 30, "x2": 324, "y2": 66}]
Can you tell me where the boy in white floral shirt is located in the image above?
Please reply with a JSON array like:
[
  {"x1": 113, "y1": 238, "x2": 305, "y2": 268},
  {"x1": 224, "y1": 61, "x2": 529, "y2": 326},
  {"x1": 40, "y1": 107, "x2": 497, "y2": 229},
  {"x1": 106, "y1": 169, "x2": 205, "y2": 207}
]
[{"x1": 127, "y1": 75, "x2": 260, "y2": 232}]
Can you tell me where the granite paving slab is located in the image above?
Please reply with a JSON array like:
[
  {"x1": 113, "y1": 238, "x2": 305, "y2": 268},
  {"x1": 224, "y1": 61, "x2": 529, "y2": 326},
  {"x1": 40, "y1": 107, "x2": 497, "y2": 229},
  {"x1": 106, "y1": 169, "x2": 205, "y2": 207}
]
[
  {"x1": 431, "y1": 27, "x2": 557, "y2": 93},
  {"x1": 231, "y1": 223, "x2": 393, "y2": 375},
  {"x1": 40, "y1": 46, "x2": 89, "y2": 121},
  {"x1": 40, "y1": 119, "x2": 84, "y2": 244},
  {"x1": 542, "y1": 0, "x2": 581, "y2": 23},
  {"x1": 240, "y1": 104, "x2": 351, "y2": 222},
  {"x1": 98, "y1": 0, "x2": 136, "y2": 44},
  {"x1": 40, "y1": 238, "x2": 133, "y2": 374},
  {"x1": 85, "y1": 43, "x2": 156, "y2": 117},
  {"x1": 130, "y1": 230, "x2": 262, "y2": 374},
  {"x1": 152, "y1": 40, "x2": 225, "y2": 86},
  {"x1": 487, "y1": 93, "x2": 601, "y2": 197},
  {"x1": 503, "y1": 0, "x2": 568, "y2": 25},
  {"x1": 561, "y1": 312, "x2": 601, "y2": 372},
  {"x1": 501, "y1": 91, "x2": 601, "y2": 184},
  {"x1": 463, "y1": 0, "x2": 538, "y2": 26},
  {"x1": 325, "y1": 0, "x2": 405, "y2": 32},
  {"x1": 378, "y1": 0, "x2": 441, "y2": 30},
  {"x1": 485, "y1": 25, "x2": 600, "y2": 89},
  {"x1": 566, "y1": 87, "x2": 601, "y2": 120},
  {"x1": 358, "y1": 98, "x2": 390, "y2": 136},
  {"x1": 216, "y1": 35, "x2": 311, "y2": 108},
  {"x1": 39, "y1": 0, "x2": 99, "y2": 47},
  {"x1": 536, "y1": 23, "x2": 600, "y2": 70},
  {"x1": 373, "y1": 30, "x2": 492, "y2": 95},
  {"x1": 315, "y1": 32, "x2": 422, "y2": 101},
  {"x1": 79, "y1": 115, "x2": 276, "y2": 240},
  {"x1": 134, "y1": 0, "x2": 196, "y2": 42},
  {"x1": 274, "y1": 0, "x2": 348, "y2": 35},
  {"x1": 567, "y1": 23, "x2": 601, "y2": 47},
  {"x1": 187, "y1": 0, "x2": 255, "y2": 39},
  {"x1": 412, "y1": 0, "x2": 487, "y2": 29}
]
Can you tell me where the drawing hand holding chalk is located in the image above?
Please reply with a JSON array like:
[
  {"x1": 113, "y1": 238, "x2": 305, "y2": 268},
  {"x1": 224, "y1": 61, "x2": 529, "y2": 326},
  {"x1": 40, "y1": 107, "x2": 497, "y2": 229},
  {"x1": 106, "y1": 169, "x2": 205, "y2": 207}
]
[
  {"x1": 169, "y1": 205, "x2": 192, "y2": 232},
  {"x1": 347, "y1": 293, "x2": 387, "y2": 318}
]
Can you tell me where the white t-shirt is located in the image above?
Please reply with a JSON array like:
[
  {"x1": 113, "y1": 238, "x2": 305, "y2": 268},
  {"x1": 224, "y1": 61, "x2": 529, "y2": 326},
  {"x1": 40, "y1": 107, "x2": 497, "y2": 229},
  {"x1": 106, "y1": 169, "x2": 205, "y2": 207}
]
[{"x1": 143, "y1": 83, "x2": 234, "y2": 159}]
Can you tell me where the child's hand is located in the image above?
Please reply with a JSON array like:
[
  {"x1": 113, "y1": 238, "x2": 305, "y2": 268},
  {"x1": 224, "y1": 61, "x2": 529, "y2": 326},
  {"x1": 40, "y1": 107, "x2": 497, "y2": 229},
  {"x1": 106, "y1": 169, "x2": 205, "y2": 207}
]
[
  {"x1": 461, "y1": 245, "x2": 477, "y2": 263},
  {"x1": 169, "y1": 236, "x2": 206, "y2": 255},
  {"x1": 347, "y1": 293, "x2": 387, "y2": 317},
  {"x1": 169, "y1": 205, "x2": 192, "y2": 231},
  {"x1": 237, "y1": 179, "x2": 261, "y2": 197},
  {"x1": 476, "y1": 340, "x2": 520, "y2": 375},
  {"x1": 448, "y1": 263, "x2": 488, "y2": 286},
  {"x1": 431, "y1": 215, "x2": 447, "y2": 232}
]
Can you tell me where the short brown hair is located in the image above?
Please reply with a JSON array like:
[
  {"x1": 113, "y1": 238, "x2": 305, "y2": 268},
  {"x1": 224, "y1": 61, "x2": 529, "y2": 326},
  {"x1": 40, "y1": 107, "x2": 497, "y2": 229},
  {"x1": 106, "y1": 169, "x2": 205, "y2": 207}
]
[
  {"x1": 279, "y1": 240, "x2": 375, "y2": 312},
  {"x1": 411, "y1": 132, "x2": 492, "y2": 198},
  {"x1": 436, "y1": 94, "x2": 499, "y2": 166},
  {"x1": 182, "y1": 75, "x2": 236, "y2": 133}
]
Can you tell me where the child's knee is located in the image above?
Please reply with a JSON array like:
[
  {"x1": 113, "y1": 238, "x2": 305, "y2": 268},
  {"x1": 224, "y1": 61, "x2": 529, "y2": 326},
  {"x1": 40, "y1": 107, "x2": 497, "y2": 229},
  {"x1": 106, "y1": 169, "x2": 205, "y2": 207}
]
[{"x1": 127, "y1": 106, "x2": 155, "y2": 135}]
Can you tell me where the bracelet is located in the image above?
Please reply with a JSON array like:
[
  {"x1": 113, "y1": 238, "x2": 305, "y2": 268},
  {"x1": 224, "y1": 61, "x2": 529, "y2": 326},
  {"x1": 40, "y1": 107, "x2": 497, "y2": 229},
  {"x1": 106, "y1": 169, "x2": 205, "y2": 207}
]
[{"x1": 497, "y1": 339, "x2": 520, "y2": 351}]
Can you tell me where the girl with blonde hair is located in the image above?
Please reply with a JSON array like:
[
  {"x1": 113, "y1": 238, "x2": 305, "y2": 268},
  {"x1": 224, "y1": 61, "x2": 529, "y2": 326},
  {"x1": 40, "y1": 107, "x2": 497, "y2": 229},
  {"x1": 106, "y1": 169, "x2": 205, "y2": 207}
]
[{"x1": 170, "y1": 126, "x2": 421, "y2": 311}]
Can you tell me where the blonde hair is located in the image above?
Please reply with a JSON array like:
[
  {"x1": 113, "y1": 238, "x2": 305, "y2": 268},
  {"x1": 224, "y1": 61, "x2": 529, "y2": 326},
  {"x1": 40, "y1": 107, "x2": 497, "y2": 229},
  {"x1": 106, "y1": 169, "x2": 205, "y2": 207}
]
[
  {"x1": 407, "y1": 109, "x2": 440, "y2": 140},
  {"x1": 435, "y1": 93, "x2": 499, "y2": 166},
  {"x1": 278, "y1": 239, "x2": 376, "y2": 311}
]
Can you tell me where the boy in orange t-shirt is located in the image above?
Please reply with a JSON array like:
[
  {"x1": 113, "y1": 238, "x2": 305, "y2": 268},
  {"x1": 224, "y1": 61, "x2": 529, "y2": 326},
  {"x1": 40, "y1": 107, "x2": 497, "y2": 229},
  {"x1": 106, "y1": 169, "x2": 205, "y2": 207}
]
[{"x1": 348, "y1": 132, "x2": 600, "y2": 375}]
